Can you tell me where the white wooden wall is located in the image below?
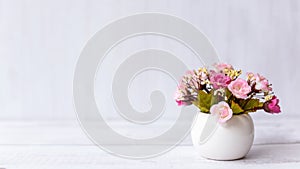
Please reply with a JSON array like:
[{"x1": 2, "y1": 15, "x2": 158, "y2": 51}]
[
  {"x1": 1, "y1": 1, "x2": 300, "y2": 168},
  {"x1": 0, "y1": 0, "x2": 299, "y2": 121}
]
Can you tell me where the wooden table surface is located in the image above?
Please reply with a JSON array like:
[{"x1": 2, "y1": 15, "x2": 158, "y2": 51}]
[{"x1": 0, "y1": 117, "x2": 299, "y2": 169}]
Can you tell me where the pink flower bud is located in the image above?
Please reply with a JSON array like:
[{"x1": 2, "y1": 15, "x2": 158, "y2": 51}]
[{"x1": 264, "y1": 96, "x2": 281, "y2": 113}]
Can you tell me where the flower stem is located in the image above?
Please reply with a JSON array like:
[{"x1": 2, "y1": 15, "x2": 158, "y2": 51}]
[{"x1": 227, "y1": 93, "x2": 233, "y2": 102}]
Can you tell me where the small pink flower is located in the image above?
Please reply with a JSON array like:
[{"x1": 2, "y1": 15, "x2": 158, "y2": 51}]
[
  {"x1": 175, "y1": 100, "x2": 186, "y2": 106},
  {"x1": 198, "y1": 71, "x2": 208, "y2": 82},
  {"x1": 174, "y1": 85, "x2": 189, "y2": 106},
  {"x1": 174, "y1": 90, "x2": 182, "y2": 106},
  {"x1": 210, "y1": 72, "x2": 231, "y2": 89},
  {"x1": 213, "y1": 63, "x2": 233, "y2": 72},
  {"x1": 247, "y1": 73, "x2": 272, "y2": 92},
  {"x1": 228, "y1": 78, "x2": 251, "y2": 99},
  {"x1": 174, "y1": 82, "x2": 195, "y2": 106},
  {"x1": 210, "y1": 101, "x2": 233, "y2": 123},
  {"x1": 264, "y1": 96, "x2": 281, "y2": 113}
]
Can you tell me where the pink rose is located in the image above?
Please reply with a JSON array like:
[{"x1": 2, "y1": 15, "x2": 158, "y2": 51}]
[
  {"x1": 213, "y1": 63, "x2": 233, "y2": 73},
  {"x1": 247, "y1": 73, "x2": 272, "y2": 92},
  {"x1": 210, "y1": 72, "x2": 231, "y2": 89},
  {"x1": 228, "y1": 78, "x2": 251, "y2": 99},
  {"x1": 210, "y1": 101, "x2": 233, "y2": 123},
  {"x1": 263, "y1": 96, "x2": 281, "y2": 113}
]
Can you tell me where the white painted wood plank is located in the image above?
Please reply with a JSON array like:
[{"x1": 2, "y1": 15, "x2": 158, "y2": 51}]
[
  {"x1": 0, "y1": 144, "x2": 300, "y2": 169},
  {"x1": 0, "y1": 121, "x2": 92, "y2": 145},
  {"x1": 0, "y1": 118, "x2": 299, "y2": 145}
]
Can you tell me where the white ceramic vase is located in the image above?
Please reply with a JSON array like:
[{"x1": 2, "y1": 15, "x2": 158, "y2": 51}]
[{"x1": 191, "y1": 112, "x2": 254, "y2": 160}]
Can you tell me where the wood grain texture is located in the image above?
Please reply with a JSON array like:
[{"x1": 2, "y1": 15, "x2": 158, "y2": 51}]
[
  {"x1": 0, "y1": 117, "x2": 298, "y2": 145},
  {"x1": 0, "y1": 0, "x2": 299, "y2": 168},
  {"x1": 0, "y1": 119, "x2": 299, "y2": 168},
  {"x1": 0, "y1": 144, "x2": 300, "y2": 169},
  {"x1": 0, "y1": 0, "x2": 299, "y2": 120}
]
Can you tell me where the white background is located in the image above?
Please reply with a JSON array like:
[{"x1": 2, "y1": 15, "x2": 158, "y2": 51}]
[
  {"x1": 0, "y1": 1, "x2": 300, "y2": 168},
  {"x1": 0, "y1": 0, "x2": 299, "y2": 122}
]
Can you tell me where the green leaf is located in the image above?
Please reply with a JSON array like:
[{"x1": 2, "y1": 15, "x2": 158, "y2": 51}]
[
  {"x1": 240, "y1": 99, "x2": 264, "y2": 113},
  {"x1": 231, "y1": 101, "x2": 244, "y2": 114},
  {"x1": 258, "y1": 101, "x2": 264, "y2": 108},
  {"x1": 193, "y1": 90, "x2": 212, "y2": 113},
  {"x1": 225, "y1": 88, "x2": 232, "y2": 99}
]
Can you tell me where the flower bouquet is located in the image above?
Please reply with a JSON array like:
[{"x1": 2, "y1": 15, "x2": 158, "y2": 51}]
[{"x1": 175, "y1": 63, "x2": 281, "y2": 160}]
